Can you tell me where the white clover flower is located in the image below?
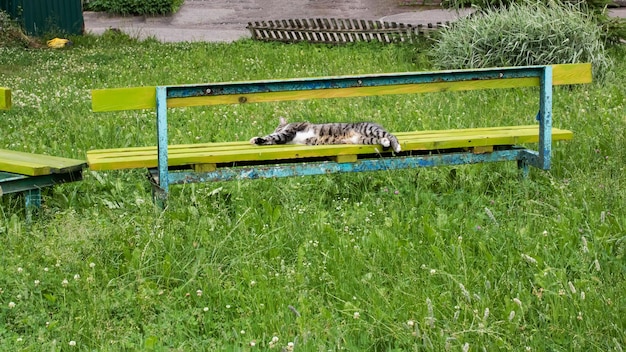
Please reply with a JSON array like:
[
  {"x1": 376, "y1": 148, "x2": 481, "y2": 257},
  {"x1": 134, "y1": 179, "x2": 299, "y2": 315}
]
[
  {"x1": 74, "y1": 274, "x2": 80, "y2": 281},
  {"x1": 271, "y1": 336, "x2": 279, "y2": 343},
  {"x1": 89, "y1": 262, "x2": 96, "y2": 268},
  {"x1": 62, "y1": 279, "x2": 69, "y2": 287},
  {"x1": 407, "y1": 320, "x2": 415, "y2": 327},
  {"x1": 521, "y1": 254, "x2": 537, "y2": 265},
  {"x1": 203, "y1": 307, "x2": 209, "y2": 312},
  {"x1": 568, "y1": 281, "x2": 576, "y2": 294},
  {"x1": 17, "y1": 267, "x2": 23, "y2": 273},
  {"x1": 240, "y1": 330, "x2": 245, "y2": 335},
  {"x1": 508, "y1": 311, "x2": 516, "y2": 321},
  {"x1": 196, "y1": 289, "x2": 203, "y2": 297},
  {"x1": 34, "y1": 280, "x2": 40, "y2": 286},
  {"x1": 581, "y1": 236, "x2": 589, "y2": 253},
  {"x1": 69, "y1": 340, "x2": 76, "y2": 346},
  {"x1": 8, "y1": 302, "x2": 16, "y2": 309},
  {"x1": 250, "y1": 340, "x2": 256, "y2": 347},
  {"x1": 353, "y1": 312, "x2": 360, "y2": 319},
  {"x1": 594, "y1": 259, "x2": 601, "y2": 271}
]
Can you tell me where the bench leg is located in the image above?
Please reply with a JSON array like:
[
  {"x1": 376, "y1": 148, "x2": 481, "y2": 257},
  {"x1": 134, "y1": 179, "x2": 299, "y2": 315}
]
[
  {"x1": 24, "y1": 189, "x2": 41, "y2": 222},
  {"x1": 517, "y1": 159, "x2": 530, "y2": 178},
  {"x1": 151, "y1": 184, "x2": 167, "y2": 210}
]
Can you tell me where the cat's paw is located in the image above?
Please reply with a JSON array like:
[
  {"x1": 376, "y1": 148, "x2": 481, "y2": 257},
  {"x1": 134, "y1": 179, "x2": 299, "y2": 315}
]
[
  {"x1": 250, "y1": 137, "x2": 264, "y2": 145},
  {"x1": 380, "y1": 138, "x2": 391, "y2": 148}
]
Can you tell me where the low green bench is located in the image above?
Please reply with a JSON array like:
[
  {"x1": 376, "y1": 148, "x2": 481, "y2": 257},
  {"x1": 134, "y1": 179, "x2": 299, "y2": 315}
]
[
  {"x1": 0, "y1": 88, "x2": 87, "y2": 217},
  {"x1": 88, "y1": 64, "x2": 591, "y2": 202}
]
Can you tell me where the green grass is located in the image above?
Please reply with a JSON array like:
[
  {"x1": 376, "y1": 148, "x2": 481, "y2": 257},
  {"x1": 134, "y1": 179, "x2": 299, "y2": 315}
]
[{"x1": 0, "y1": 33, "x2": 624, "y2": 350}]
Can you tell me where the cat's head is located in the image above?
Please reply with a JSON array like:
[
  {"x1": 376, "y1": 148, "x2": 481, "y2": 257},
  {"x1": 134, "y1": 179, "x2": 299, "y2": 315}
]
[{"x1": 273, "y1": 116, "x2": 289, "y2": 132}]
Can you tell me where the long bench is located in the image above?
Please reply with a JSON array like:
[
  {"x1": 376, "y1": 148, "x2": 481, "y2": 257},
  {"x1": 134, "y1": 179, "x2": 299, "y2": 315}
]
[
  {"x1": 0, "y1": 88, "x2": 87, "y2": 218},
  {"x1": 88, "y1": 64, "x2": 592, "y2": 201}
]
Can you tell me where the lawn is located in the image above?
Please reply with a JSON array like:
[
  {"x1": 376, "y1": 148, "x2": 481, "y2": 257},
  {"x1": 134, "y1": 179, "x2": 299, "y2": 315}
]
[{"x1": 0, "y1": 33, "x2": 624, "y2": 350}]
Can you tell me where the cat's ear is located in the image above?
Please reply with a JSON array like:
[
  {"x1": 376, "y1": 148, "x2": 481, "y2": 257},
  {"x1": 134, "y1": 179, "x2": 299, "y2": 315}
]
[{"x1": 279, "y1": 117, "x2": 287, "y2": 125}]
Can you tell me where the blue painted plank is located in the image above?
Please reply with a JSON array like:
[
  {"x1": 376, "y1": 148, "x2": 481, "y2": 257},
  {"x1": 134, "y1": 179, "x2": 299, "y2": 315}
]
[
  {"x1": 0, "y1": 170, "x2": 83, "y2": 195},
  {"x1": 158, "y1": 149, "x2": 525, "y2": 185},
  {"x1": 156, "y1": 86, "x2": 169, "y2": 197},
  {"x1": 166, "y1": 66, "x2": 545, "y2": 99},
  {"x1": 538, "y1": 66, "x2": 553, "y2": 170}
]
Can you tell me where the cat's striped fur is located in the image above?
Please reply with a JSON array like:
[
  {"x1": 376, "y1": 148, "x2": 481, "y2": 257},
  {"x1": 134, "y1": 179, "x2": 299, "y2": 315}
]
[{"x1": 250, "y1": 117, "x2": 401, "y2": 153}]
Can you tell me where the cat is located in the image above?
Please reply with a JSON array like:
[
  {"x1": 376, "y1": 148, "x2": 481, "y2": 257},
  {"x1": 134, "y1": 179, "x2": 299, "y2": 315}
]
[{"x1": 250, "y1": 117, "x2": 401, "y2": 153}]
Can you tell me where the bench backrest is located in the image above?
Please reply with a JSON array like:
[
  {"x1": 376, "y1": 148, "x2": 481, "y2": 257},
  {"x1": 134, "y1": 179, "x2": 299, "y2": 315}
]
[{"x1": 92, "y1": 64, "x2": 591, "y2": 112}]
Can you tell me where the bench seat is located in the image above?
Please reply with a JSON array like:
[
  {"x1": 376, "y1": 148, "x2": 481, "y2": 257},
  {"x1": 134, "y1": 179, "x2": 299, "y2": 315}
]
[
  {"x1": 0, "y1": 149, "x2": 87, "y2": 177},
  {"x1": 87, "y1": 125, "x2": 573, "y2": 171},
  {"x1": 0, "y1": 149, "x2": 86, "y2": 215}
]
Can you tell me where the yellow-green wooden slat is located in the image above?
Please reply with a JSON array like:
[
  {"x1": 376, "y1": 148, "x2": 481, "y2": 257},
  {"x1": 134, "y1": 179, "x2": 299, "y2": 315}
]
[
  {"x1": 0, "y1": 88, "x2": 11, "y2": 110},
  {"x1": 87, "y1": 125, "x2": 558, "y2": 156},
  {"x1": 0, "y1": 149, "x2": 87, "y2": 176},
  {"x1": 86, "y1": 126, "x2": 573, "y2": 171},
  {"x1": 91, "y1": 63, "x2": 592, "y2": 112}
]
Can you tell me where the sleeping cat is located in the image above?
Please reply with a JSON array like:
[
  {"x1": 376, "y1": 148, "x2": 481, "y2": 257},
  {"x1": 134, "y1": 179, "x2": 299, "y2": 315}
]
[{"x1": 250, "y1": 117, "x2": 401, "y2": 153}]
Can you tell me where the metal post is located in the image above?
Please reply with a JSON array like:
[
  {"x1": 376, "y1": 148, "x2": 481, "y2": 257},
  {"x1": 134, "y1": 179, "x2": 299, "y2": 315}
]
[
  {"x1": 156, "y1": 86, "x2": 169, "y2": 203},
  {"x1": 538, "y1": 66, "x2": 553, "y2": 170},
  {"x1": 24, "y1": 189, "x2": 41, "y2": 222}
]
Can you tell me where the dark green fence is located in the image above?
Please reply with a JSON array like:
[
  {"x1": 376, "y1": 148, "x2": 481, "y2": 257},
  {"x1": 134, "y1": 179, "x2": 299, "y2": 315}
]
[{"x1": 0, "y1": 0, "x2": 84, "y2": 36}]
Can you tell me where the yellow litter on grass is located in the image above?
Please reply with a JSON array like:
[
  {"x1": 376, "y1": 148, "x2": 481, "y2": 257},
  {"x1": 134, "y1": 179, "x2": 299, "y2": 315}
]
[{"x1": 47, "y1": 38, "x2": 72, "y2": 49}]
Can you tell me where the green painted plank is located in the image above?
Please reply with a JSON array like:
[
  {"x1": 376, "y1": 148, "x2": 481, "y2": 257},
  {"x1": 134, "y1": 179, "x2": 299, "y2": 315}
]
[
  {"x1": 91, "y1": 86, "x2": 155, "y2": 112},
  {"x1": 0, "y1": 149, "x2": 87, "y2": 176},
  {"x1": 0, "y1": 88, "x2": 11, "y2": 110},
  {"x1": 90, "y1": 63, "x2": 592, "y2": 112},
  {"x1": 86, "y1": 126, "x2": 573, "y2": 171}
]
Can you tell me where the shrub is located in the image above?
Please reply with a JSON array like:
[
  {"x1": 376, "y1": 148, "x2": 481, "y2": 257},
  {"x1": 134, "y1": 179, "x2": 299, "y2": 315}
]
[
  {"x1": 441, "y1": 0, "x2": 626, "y2": 45},
  {"x1": 430, "y1": 1, "x2": 613, "y2": 79},
  {"x1": 84, "y1": 0, "x2": 184, "y2": 15},
  {"x1": 442, "y1": 0, "x2": 615, "y2": 10},
  {"x1": 0, "y1": 10, "x2": 41, "y2": 48}
]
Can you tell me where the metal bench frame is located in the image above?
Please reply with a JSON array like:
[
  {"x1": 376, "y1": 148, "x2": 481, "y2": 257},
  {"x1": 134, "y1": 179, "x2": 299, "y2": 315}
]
[{"x1": 152, "y1": 66, "x2": 555, "y2": 198}]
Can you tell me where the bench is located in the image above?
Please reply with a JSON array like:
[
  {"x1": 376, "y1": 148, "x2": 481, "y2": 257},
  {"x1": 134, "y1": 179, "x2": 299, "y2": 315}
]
[
  {"x1": 88, "y1": 64, "x2": 591, "y2": 202},
  {"x1": 0, "y1": 88, "x2": 87, "y2": 218}
]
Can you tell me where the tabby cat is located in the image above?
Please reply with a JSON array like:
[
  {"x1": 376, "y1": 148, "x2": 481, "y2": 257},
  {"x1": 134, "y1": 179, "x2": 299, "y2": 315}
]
[{"x1": 250, "y1": 117, "x2": 401, "y2": 153}]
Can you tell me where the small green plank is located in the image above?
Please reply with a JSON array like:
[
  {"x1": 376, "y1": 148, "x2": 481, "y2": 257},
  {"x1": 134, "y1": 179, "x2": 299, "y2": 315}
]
[
  {"x1": 0, "y1": 88, "x2": 11, "y2": 110},
  {"x1": 91, "y1": 86, "x2": 155, "y2": 112},
  {"x1": 86, "y1": 126, "x2": 573, "y2": 171},
  {"x1": 0, "y1": 149, "x2": 87, "y2": 176}
]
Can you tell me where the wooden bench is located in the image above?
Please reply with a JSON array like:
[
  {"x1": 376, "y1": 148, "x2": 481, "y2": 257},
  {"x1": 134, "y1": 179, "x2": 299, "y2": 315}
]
[
  {"x1": 0, "y1": 88, "x2": 87, "y2": 218},
  {"x1": 88, "y1": 64, "x2": 591, "y2": 201}
]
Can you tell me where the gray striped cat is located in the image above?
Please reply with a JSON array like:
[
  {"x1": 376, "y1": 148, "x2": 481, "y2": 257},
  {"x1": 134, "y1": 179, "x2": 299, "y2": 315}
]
[{"x1": 250, "y1": 117, "x2": 401, "y2": 153}]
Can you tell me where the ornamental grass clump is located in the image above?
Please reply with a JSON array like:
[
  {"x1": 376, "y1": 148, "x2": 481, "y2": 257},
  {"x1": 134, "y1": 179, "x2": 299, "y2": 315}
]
[{"x1": 431, "y1": 2, "x2": 612, "y2": 79}]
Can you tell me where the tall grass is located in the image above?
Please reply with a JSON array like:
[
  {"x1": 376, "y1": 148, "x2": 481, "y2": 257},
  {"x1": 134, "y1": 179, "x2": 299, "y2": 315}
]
[{"x1": 0, "y1": 34, "x2": 624, "y2": 350}]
